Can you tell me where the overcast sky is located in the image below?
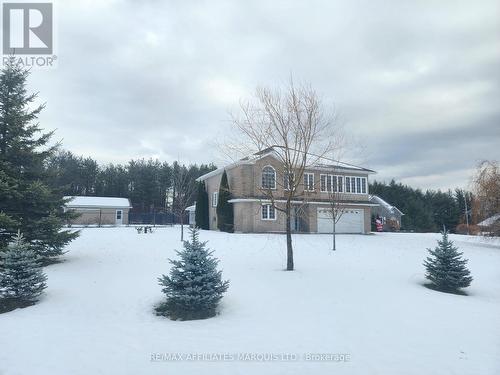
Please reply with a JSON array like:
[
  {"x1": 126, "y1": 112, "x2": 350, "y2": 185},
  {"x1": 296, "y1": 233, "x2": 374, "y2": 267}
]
[{"x1": 28, "y1": 0, "x2": 499, "y2": 191}]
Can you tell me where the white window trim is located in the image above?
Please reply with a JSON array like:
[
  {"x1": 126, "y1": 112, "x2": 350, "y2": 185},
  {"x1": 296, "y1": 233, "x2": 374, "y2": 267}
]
[
  {"x1": 304, "y1": 172, "x2": 315, "y2": 191},
  {"x1": 116, "y1": 209, "x2": 123, "y2": 219},
  {"x1": 320, "y1": 174, "x2": 328, "y2": 192},
  {"x1": 283, "y1": 172, "x2": 294, "y2": 191},
  {"x1": 212, "y1": 191, "x2": 218, "y2": 207},
  {"x1": 261, "y1": 204, "x2": 277, "y2": 221},
  {"x1": 337, "y1": 175, "x2": 344, "y2": 193},
  {"x1": 320, "y1": 174, "x2": 346, "y2": 193},
  {"x1": 261, "y1": 165, "x2": 277, "y2": 190},
  {"x1": 331, "y1": 175, "x2": 337, "y2": 192},
  {"x1": 343, "y1": 176, "x2": 368, "y2": 194}
]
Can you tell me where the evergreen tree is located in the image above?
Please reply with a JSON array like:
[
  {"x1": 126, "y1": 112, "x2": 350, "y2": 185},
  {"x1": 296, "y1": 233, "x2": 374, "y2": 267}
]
[
  {"x1": 0, "y1": 58, "x2": 78, "y2": 261},
  {"x1": 423, "y1": 231, "x2": 473, "y2": 293},
  {"x1": 216, "y1": 170, "x2": 234, "y2": 232},
  {"x1": 369, "y1": 179, "x2": 467, "y2": 233},
  {"x1": 0, "y1": 233, "x2": 47, "y2": 306},
  {"x1": 45, "y1": 150, "x2": 217, "y2": 216},
  {"x1": 156, "y1": 228, "x2": 229, "y2": 320},
  {"x1": 194, "y1": 181, "x2": 209, "y2": 229}
]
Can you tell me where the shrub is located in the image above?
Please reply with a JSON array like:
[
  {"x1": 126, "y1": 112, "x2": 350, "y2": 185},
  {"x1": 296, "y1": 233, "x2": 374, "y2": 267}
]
[
  {"x1": 0, "y1": 233, "x2": 47, "y2": 312},
  {"x1": 455, "y1": 223, "x2": 480, "y2": 235},
  {"x1": 423, "y1": 231, "x2": 472, "y2": 294},
  {"x1": 156, "y1": 228, "x2": 229, "y2": 320}
]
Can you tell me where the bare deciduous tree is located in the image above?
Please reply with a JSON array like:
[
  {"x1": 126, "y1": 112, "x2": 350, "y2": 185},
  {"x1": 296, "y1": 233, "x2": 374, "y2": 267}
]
[
  {"x1": 230, "y1": 79, "x2": 343, "y2": 270},
  {"x1": 171, "y1": 163, "x2": 197, "y2": 241},
  {"x1": 473, "y1": 160, "x2": 500, "y2": 236},
  {"x1": 324, "y1": 175, "x2": 347, "y2": 251}
]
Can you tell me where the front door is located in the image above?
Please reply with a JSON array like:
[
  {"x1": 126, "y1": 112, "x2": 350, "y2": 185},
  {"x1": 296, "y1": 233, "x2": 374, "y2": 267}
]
[
  {"x1": 115, "y1": 210, "x2": 123, "y2": 225},
  {"x1": 289, "y1": 206, "x2": 304, "y2": 232}
]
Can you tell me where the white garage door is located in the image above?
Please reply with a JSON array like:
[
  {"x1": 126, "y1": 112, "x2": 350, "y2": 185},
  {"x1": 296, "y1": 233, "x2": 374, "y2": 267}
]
[{"x1": 317, "y1": 207, "x2": 364, "y2": 234}]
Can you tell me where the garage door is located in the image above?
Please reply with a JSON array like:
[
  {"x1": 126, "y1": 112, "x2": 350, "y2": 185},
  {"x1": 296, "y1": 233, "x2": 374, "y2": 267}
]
[{"x1": 317, "y1": 207, "x2": 364, "y2": 234}]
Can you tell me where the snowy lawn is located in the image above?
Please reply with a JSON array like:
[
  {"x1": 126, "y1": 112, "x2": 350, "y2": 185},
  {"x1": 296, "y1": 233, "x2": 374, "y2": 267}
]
[{"x1": 1, "y1": 228, "x2": 499, "y2": 375}]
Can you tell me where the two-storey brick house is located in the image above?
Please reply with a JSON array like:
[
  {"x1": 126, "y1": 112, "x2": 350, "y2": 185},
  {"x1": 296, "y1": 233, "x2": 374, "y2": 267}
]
[{"x1": 196, "y1": 148, "x2": 377, "y2": 234}]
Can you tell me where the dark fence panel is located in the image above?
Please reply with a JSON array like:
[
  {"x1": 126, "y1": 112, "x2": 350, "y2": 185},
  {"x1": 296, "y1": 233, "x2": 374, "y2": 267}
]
[{"x1": 128, "y1": 212, "x2": 188, "y2": 226}]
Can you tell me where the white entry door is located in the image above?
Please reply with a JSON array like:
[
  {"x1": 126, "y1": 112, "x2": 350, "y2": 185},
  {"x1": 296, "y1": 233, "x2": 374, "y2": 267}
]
[
  {"x1": 115, "y1": 210, "x2": 123, "y2": 225},
  {"x1": 317, "y1": 207, "x2": 364, "y2": 234}
]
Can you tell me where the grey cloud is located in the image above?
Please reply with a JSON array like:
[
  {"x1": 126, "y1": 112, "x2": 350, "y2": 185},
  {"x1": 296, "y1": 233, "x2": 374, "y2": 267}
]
[{"x1": 25, "y1": 0, "x2": 500, "y2": 190}]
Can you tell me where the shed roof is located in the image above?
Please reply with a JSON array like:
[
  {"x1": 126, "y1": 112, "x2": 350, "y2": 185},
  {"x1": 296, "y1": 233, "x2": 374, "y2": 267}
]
[
  {"x1": 64, "y1": 196, "x2": 132, "y2": 209},
  {"x1": 478, "y1": 213, "x2": 500, "y2": 227}
]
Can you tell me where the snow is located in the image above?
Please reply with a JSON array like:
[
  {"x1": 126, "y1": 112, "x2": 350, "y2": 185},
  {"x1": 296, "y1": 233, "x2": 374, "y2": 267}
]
[
  {"x1": 185, "y1": 204, "x2": 196, "y2": 212},
  {"x1": 478, "y1": 213, "x2": 500, "y2": 227},
  {"x1": 1, "y1": 228, "x2": 499, "y2": 375},
  {"x1": 369, "y1": 195, "x2": 403, "y2": 215},
  {"x1": 64, "y1": 196, "x2": 131, "y2": 208}
]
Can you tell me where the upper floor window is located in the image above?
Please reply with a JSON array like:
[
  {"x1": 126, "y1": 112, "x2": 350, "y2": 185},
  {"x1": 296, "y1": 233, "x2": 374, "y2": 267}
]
[
  {"x1": 284, "y1": 172, "x2": 294, "y2": 190},
  {"x1": 212, "y1": 191, "x2": 218, "y2": 207},
  {"x1": 320, "y1": 174, "x2": 345, "y2": 193},
  {"x1": 337, "y1": 176, "x2": 344, "y2": 192},
  {"x1": 320, "y1": 174, "x2": 327, "y2": 192},
  {"x1": 344, "y1": 176, "x2": 367, "y2": 194},
  {"x1": 304, "y1": 173, "x2": 315, "y2": 191},
  {"x1": 262, "y1": 166, "x2": 276, "y2": 189}
]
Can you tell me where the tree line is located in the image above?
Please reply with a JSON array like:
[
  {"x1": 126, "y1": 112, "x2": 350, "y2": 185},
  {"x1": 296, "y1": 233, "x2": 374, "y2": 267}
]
[
  {"x1": 369, "y1": 180, "x2": 473, "y2": 233},
  {"x1": 46, "y1": 149, "x2": 486, "y2": 234},
  {"x1": 46, "y1": 151, "x2": 216, "y2": 214}
]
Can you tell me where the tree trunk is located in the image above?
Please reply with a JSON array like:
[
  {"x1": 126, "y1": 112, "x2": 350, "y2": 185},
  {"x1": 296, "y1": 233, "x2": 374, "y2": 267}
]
[
  {"x1": 285, "y1": 201, "x2": 294, "y2": 270},
  {"x1": 332, "y1": 215, "x2": 336, "y2": 251},
  {"x1": 180, "y1": 215, "x2": 184, "y2": 241}
]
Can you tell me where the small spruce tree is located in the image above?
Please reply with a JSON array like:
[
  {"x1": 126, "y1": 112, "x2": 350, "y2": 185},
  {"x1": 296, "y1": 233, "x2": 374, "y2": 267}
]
[
  {"x1": 423, "y1": 231, "x2": 473, "y2": 293},
  {"x1": 0, "y1": 233, "x2": 47, "y2": 309},
  {"x1": 216, "y1": 170, "x2": 234, "y2": 233},
  {"x1": 157, "y1": 227, "x2": 229, "y2": 320},
  {"x1": 194, "y1": 181, "x2": 209, "y2": 230}
]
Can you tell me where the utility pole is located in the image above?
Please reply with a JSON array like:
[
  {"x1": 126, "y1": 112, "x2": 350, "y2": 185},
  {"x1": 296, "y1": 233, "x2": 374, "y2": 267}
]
[{"x1": 464, "y1": 194, "x2": 470, "y2": 235}]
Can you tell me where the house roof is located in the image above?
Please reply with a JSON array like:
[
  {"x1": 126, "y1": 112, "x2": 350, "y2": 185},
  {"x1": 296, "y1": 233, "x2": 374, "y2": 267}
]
[
  {"x1": 196, "y1": 147, "x2": 376, "y2": 182},
  {"x1": 64, "y1": 196, "x2": 132, "y2": 209},
  {"x1": 369, "y1": 195, "x2": 404, "y2": 216},
  {"x1": 478, "y1": 213, "x2": 500, "y2": 227}
]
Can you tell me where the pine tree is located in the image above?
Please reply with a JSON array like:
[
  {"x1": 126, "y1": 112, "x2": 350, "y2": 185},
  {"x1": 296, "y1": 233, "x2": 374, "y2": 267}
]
[
  {"x1": 0, "y1": 57, "x2": 78, "y2": 261},
  {"x1": 0, "y1": 233, "x2": 47, "y2": 307},
  {"x1": 157, "y1": 228, "x2": 229, "y2": 320},
  {"x1": 423, "y1": 231, "x2": 473, "y2": 293},
  {"x1": 194, "y1": 181, "x2": 209, "y2": 229},
  {"x1": 216, "y1": 170, "x2": 234, "y2": 232}
]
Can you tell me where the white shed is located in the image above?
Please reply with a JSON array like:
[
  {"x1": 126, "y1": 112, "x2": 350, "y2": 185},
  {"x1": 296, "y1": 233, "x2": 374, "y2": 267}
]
[{"x1": 64, "y1": 196, "x2": 132, "y2": 226}]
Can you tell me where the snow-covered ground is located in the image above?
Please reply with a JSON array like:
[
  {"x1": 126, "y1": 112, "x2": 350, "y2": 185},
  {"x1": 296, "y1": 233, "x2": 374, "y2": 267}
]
[{"x1": 1, "y1": 228, "x2": 499, "y2": 375}]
